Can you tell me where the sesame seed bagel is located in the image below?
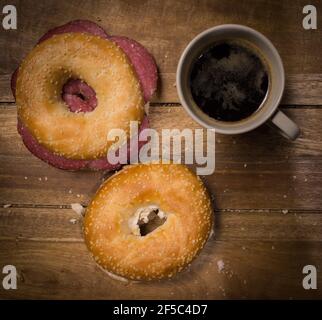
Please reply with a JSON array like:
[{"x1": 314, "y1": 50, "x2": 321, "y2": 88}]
[
  {"x1": 84, "y1": 163, "x2": 213, "y2": 281},
  {"x1": 16, "y1": 32, "x2": 144, "y2": 160}
]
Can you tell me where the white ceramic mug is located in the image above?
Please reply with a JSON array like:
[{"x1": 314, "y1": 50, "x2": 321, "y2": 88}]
[{"x1": 177, "y1": 24, "x2": 300, "y2": 140}]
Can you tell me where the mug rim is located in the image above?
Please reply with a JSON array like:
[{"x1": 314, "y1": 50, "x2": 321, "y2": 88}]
[{"x1": 176, "y1": 24, "x2": 285, "y2": 134}]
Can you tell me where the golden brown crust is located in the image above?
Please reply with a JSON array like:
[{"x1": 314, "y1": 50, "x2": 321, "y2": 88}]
[
  {"x1": 16, "y1": 33, "x2": 144, "y2": 160},
  {"x1": 84, "y1": 164, "x2": 213, "y2": 281}
]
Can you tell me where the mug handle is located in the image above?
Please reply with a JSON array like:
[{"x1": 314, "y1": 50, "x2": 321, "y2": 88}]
[{"x1": 270, "y1": 109, "x2": 300, "y2": 140}]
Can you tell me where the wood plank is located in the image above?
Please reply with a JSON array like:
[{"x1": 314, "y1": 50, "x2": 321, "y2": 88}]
[
  {"x1": 0, "y1": 74, "x2": 12, "y2": 103},
  {"x1": 1, "y1": 105, "x2": 322, "y2": 209},
  {"x1": 0, "y1": 239, "x2": 321, "y2": 299},
  {"x1": 1, "y1": 207, "x2": 322, "y2": 242},
  {"x1": 1, "y1": 206, "x2": 321, "y2": 299},
  {"x1": 2, "y1": 73, "x2": 322, "y2": 105},
  {"x1": 0, "y1": 207, "x2": 83, "y2": 241},
  {"x1": 0, "y1": 0, "x2": 322, "y2": 104}
]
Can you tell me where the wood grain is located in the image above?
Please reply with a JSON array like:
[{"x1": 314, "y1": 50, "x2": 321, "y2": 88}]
[
  {"x1": 2, "y1": 73, "x2": 322, "y2": 105},
  {"x1": 1, "y1": 240, "x2": 322, "y2": 300},
  {"x1": 1, "y1": 207, "x2": 321, "y2": 242},
  {"x1": 0, "y1": 0, "x2": 322, "y2": 300},
  {"x1": 0, "y1": 0, "x2": 322, "y2": 104},
  {"x1": 1, "y1": 105, "x2": 321, "y2": 210},
  {"x1": 0, "y1": 207, "x2": 321, "y2": 299}
]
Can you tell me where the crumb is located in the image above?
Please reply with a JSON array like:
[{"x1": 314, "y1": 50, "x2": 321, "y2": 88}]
[
  {"x1": 44, "y1": 176, "x2": 48, "y2": 181},
  {"x1": 69, "y1": 218, "x2": 77, "y2": 224},
  {"x1": 144, "y1": 102, "x2": 150, "y2": 115},
  {"x1": 68, "y1": 189, "x2": 72, "y2": 194},
  {"x1": 76, "y1": 194, "x2": 81, "y2": 198},
  {"x1": 283, "y1": 194, "x2": 287, "y2": 198},
  {"x1": 282, "y1": 209, "x2": 288, "y2": 214},
  {"x1": 242, "y1": 246, "x2": 246, "y2": 250},
  {"x1": 3, "y1": 204, "x2": 11, "y2": 208},
  {"x1": 24, "y1": 176, "x2": 28, "y2": 180},
  {"x1": 304, "y1": 178, "x2": 308, "y2": 182},
  {"x1": 271, "y1": 245, "x2": 275, "y2": 250},
  {"x1": 293, "y1": 175, "x2": 297, "y2": 180},
  {"x1": 38, "y1": 177, "x2": 42, "y2": 181},
  {"x1": 244, "y1": 163, "x2": 247, "y2": 168},
  {"x1": 217, "y1": 260, "x2": 225, "y2": 272},
  {"x1": 71, "y1": 203, "x2": 85, "y2": 216}
]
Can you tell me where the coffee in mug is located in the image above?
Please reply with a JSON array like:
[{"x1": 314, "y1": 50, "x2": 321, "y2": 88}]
[
  {"x1": 177, "y1": 24, "x2": 300, "y2": 140},
  {"x1": 190, "y1": 40, "x2": 269, "y2": 122}
]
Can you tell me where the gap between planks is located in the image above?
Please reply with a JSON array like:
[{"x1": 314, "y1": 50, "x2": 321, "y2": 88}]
[
  {"x1": 1, "y1": 203, "x2": 321, "y2": 214},
  {"x1": 1, "y1": 102, "x2": 322, "y2": 108}
]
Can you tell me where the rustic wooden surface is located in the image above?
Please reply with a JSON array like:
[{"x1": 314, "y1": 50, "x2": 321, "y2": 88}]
[{"x1": 0, "y1": 0, "x2": 322, "y2": 299}]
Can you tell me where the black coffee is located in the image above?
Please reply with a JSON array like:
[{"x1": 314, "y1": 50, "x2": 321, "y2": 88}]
[{"x1": 190, "y1": 40, "x2": 269, "y2": 122}]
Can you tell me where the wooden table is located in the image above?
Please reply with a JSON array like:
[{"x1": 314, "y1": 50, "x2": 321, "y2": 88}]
[{"x1": 0, "y1": 0, "x2": 322, "y2": 299}]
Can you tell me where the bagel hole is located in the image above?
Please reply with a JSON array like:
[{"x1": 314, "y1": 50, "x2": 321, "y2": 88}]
[
  {"x1": 129, "y1": 206, "x2": 167, "y2": 236},
  {"x1": 62, "y1": 78, "x2": 98, "y2": 113},
  {"x1": 139, "y1": 210, "x2": 166, "y2": 236},
  {"x1": 76, "y1": 92, "x2": 86, "y2": 101}
]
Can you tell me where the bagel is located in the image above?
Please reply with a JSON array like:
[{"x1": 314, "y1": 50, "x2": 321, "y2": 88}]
[
  {"x1": 84, "y1": 163, "x2": 213, "y2": 281},
  {"x1": 12, "y1": 20, "x2": 158, "y2": 170},
  {"x1": 16, "y1": 32, "x2": 144, "y2": 160}
]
